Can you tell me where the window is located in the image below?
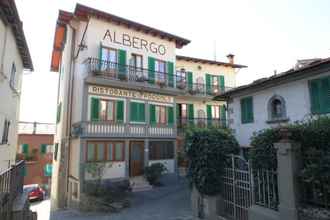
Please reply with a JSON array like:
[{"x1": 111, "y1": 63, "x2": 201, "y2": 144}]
[
  {"x1": 71, "y1": 182, "x2": 78, "y2": 200},
  {"x1": 211, "y1": 75, "x2": 219, "y2": 93},
  {"x1": 56, "y1": 103, "x2": 62, "y2": 124},
  {"x1": 91, "y1": 98, "x2": 124, "y2": 122},
  {"x1": 44, "y1": 164, "x2": 52, "y2": 176},
  {"x1": 149, "y1": 141, "x2": 174, "y2": 160},
  {"x1": 131, "y1": 54, "x2": 144, "y2": 78},
  {"x1": 155, "y1": 105, "x2": 167, "y2": 125},
  {"x1": 54, "y1": 143, "x2": 59, "y2": 160},
  {"x1": 211, "y1": 105, "x2": 220, "y2": 119},
  {"x1": 176, "y1": 69, "x2": 186, "y2": 83},
  {"x1": 41, "y1": 144, "x2": 52, "y2": 154},
  {"x1": 309, "y1": 76, "x2": 330, "y2": 114},
  {"x1": 1, "y1": 119, "x2": 10, "y2": 144},
  {"x1": 155, "y1": 59, "x2": 166, "y2": 82},
  {"x1": 9, "y1": 63, "x2": 16, "y2": 89},
  {"x1": 130, "y1": 102, "x2": 145, "y2": 122},
  {"x1": 241, "y1": 97, "x2": 254, "y2": 124},
  {"x1": 101, "y1": 47, "x2": 117, "y2": 63},
  {"x1": 86, "y1": 141, "x2": 125, "y2": 162}
]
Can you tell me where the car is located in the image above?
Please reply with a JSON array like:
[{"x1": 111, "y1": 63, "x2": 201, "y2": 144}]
[{"x1": 23, "y1": 184, "x2": 45, "y2": 201}]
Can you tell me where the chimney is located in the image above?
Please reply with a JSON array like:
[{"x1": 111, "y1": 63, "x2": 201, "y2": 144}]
[{"x1": 227, "y1": 54, "x2": 235, "y2": 64}]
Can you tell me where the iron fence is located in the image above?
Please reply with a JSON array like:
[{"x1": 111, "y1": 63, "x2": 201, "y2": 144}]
[
  {"x1": 0, "y1": 161, "x2": 25, "y2": 220},
  {"x1": 252, "y1": 168, "x2": 279, "y2": 211}
]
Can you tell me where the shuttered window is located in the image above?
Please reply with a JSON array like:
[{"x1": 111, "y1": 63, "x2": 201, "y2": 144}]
[
  {"x1": 219, "y1": 75, "x2": 225, "y2": 92},
  {"x1": 149, "y1": 141, "x2": 174, "y2": 160},
  {"x1": 187, "y1": 72, "x2": 193, "y2": 90},
  {"x1": 167, "y1": 106, "x2": 174, "y2": 126},
  {"x1": 241, "y1": 97, "x2": 254, "y2": 124},
  {"x1": 309, "y1": 76, "x2": 330, "y2": 114},
  {"x1": 118, "y1": 49, "x2": 127, "y2": 75},
  {"x1": 167, "y1": 62, "x2": 174, "y2": 87},
  {"x1": 22, "y1": 144, "x2": 29, "y2": 154},
  {"x1": 148, "y1": 57, "x2": 155, "y2": 84},
  {"x1": 40, "y1": 144, "x2": 47, "y2": 154},
  {"x1": 87, "y1": 141, "x2": 125, "y2": 162},
  {"x1": 90, "y1": 98, "x2": 124, "y2": 122},
  {"x1": 130, "y1": 102, "x2": 145, "y2": 122},
  {"x1": 150, "y1": 105, "x2": 173, "y2": 126}
]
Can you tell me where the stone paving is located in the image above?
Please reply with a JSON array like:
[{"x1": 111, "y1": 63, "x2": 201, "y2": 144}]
[{"x1": 50, "y1": 176, "x2": 193, "y2": 220}]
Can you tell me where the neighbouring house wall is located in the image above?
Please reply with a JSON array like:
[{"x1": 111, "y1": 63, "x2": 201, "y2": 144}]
[
  {"x1": 229, "y1": 71, "x2": 330, "y2": 146},
  {"x1": 0, "y1": 18, "x2": 24, "y2": 172}
]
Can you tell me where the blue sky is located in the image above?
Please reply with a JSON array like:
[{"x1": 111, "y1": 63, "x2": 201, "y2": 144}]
[{"x1": 17, "y1": 0, "x2": 330, "y2": 123}]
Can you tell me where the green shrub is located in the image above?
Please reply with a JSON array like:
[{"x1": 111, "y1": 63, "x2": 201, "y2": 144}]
[
  {"x1": 185, "y1": 127, "x2": 239, "y2": 196},
  {"x1": 144, "y1": 163, "x2": 167, "y2": 186}
]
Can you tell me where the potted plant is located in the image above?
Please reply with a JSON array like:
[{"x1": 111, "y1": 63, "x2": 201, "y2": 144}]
[
  {"x1": 177, "y1": 81, "x2": 186, "y2": 89},
  {"x1": 144, "y1": 163, "x2": 167, "y2": 186}
]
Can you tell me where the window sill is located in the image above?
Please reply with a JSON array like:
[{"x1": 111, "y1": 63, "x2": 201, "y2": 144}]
[{"x1": 266, "y1": 117, "x2": 290, "y2": 124}]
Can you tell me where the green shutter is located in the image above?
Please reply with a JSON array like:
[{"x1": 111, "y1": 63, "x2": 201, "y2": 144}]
[
  {"x1": 56, "y1": 102, "x2": 62, "y2": 124},
  {"x1": 139, "y1": 103, "x2": 145, "y2": 122},
  {"x1": 220, "y1": 105, "x2": 226, "y2": 127},
  {"x1": 41, "y1": 144, "x2": 47, "y2": 154},
  {"x1": 91, "y1": 98, "x2": 100, "y2": 121},
  {"x1": 241, "y1": 97, "x2": 253, "y2": 123},
  {"x1": 130, "y1": 102, "x2": 145, "y2": 122},
  {"x1": 310, "y1": 79, "x2": 321, "y2": 113},
  {"x1": 219, "y1": 75, "x2": 225, "y2": 92},
  {"x1": 167, "y1": 62, "x2": 174, "y2": 87},
  {"x1": 148, "y1": 57, "x2": 155, "y2": 84},
  {"x1": 187, "y1": 72, "x2": 193, "y2": 90},
  {"x1": 150, "y1": 104, "x2": 156, "y2": 125},
  {"x1": 206, "y1": 74, "x2": 211, "y2": 94},
  {"x1": 118, "y1": 49, "x2": 127, "y2": 76},
  {"x1": 188, "y1": 104, "x2": 194, "y2": 125},
  {"x1": 167, "y1": 106, "x2": 174, "y2": 126},
  {"x1": 176, "y1": 104, "x2": 180, "y2": 119},
  {"x1": 206, "y1": 105, "x2": 212, "y2": 126},
  {"x1": 116, "y1": 100, "x2": 124, "y2": 122},
  {"x1": 321, "y1": 77, "x2": 330, "y2": 113},
  {"x1": 309, "y1": 77, "x2": 330, "y2": 114},
  {"x1": 98, "y1": 42, "x2": 103, "y2": 71},
  {"x1": 44, "y1": 164, "x2": 52, "y2": 177},
  {"x1": 22, "y1": 144, "x2": 29, "y2": 154}
]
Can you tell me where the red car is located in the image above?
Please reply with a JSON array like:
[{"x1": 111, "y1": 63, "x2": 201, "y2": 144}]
[{"x1": 23, "y1": 184, "x2": 45, "y2": 201}]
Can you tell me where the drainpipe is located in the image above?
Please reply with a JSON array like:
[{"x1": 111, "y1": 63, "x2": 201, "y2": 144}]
[{"x1": 0, "y1": 25, "x2": 8, "y2": 78}]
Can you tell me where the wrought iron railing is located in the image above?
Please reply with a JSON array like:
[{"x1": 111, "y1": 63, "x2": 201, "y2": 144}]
[
  {"x1": 252, "y1": 169, "x2": 279, "y2": 211},
  {"x1": 85, "y1": 58, "x2": 185, "y2": 88},
  {"x1": 176, "y1": 80, "x2": 234, "y2": 96},
  {"x1": 72, "y1": 121, "x2": 176, "y2": 138},
  {"x1": 0, "y1": 161, "x2": 25, "y2": 220},
  {"x1": 177, "y1": 117, "x2": 227, "y2": 133}
]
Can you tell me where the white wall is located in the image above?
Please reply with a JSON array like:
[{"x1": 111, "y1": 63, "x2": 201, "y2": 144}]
[
  {"x1": 229, "y1": 71, "x2": 330, "y2": 147},
  {"x1": 0, "y1": 18, "x2": 25, "y2": 172},
  {"x1": 84, "y1": 162, "x2": 126, "y2": 180},
  {"x1": 149, "y1": 159, "x2": 175, "y2": 173}
]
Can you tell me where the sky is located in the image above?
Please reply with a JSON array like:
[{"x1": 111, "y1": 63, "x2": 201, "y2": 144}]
[{"x1": 17, "y1": 0, "x2": 330, "y2": 123}]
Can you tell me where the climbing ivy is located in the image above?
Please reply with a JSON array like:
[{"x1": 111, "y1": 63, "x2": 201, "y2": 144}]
[{"x1": 185, "y1": 127, "x2": 239, "y2": 196}]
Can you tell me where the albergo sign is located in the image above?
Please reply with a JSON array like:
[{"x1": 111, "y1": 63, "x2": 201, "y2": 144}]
[{"x1": 103, "y1": 29, "x2": 167, "y2": 56}]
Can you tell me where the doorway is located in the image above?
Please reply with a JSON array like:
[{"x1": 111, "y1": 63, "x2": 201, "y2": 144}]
[{"x1": 129, "y1": 141, "x2": 145, "y2": 177}]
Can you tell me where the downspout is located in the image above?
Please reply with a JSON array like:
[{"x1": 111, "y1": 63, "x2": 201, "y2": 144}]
[
  {"x1": 0, "y1": 25, "x2": 8, "y2": 77},
  {"x1": 65, "y1": 17, "x2": 89, "y2": 206}
]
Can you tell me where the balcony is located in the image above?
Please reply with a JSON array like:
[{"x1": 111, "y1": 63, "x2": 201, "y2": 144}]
[
  {"x1": 72, "y1": 121, "x2": 176, "y2": 139},
  {"x1": 177, "y1": 117, "x2": 227, "y2": 134},
  {"x1": 85, "y1": 58, "x2": 184, "y2": 93}
]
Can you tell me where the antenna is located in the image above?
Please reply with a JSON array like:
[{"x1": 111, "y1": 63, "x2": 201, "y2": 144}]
[{"x1": 213, "y1": 40, "x2": 217, "y2": 61}]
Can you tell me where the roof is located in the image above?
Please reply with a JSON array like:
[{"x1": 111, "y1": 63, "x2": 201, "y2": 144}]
[
  {"x1": 176, "y1": 55, "x2": 247, "y2": 68},
  {"x1": 51, "y1": 4, "x2": 191, "y2": 72},
  {"x1": 0, "y1": 0, "x2": 33, "y2": 70},
  {"x1": 214, "y1": 57, "x2": 330, "y2": 100}
]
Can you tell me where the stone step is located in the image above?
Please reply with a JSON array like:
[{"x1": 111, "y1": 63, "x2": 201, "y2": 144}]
[{"x1": 131, "y1": 185, "x2": 153, "y2": 192}]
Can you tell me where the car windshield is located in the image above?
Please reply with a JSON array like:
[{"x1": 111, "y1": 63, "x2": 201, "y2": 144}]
[{"x1": 23, "y1": 185, "x2": 38, "y2": 193}]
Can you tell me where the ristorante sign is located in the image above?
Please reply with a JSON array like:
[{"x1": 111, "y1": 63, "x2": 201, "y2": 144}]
[
  {"x1": 103, "y1": 29, "x2": 167, "y2": 56},
  {"x1": 88, "y1": 85, "x2": 174, "y2": 103}
]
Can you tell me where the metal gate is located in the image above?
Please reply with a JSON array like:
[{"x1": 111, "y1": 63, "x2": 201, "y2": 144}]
[{"x1": 219, "y1": 155, "x2": 253, "y2": 220}]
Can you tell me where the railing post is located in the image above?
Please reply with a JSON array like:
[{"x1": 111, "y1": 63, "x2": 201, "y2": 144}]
[{"x1": 274, "y1": 128, "x2": 300, "y2": 220}]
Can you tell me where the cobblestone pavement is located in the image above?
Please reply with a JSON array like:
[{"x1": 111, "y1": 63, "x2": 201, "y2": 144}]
[{"x1": 50, "y1": 177, "x2": 193, "y2": 220}]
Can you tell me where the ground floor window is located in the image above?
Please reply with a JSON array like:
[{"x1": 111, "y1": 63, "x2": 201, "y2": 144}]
[
  {"x1": 149, "y1": 141, "x2": 174, "y2": 160},
  {"x1": 86, "y1": 141, "x2": 125, "y2": 162}
]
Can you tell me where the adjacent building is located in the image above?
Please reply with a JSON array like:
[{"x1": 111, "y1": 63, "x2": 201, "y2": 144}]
[
  {"x1": 17, "y1": 122, "x2": 55, "y2": 192},
  {"x1": 0, "y1": 0, "x2": 33, "y2": 172},
  {"x1": 215, "y1": 58, "x2": 330, "y2": 150},
  {"x1": 50, "y1": 4, "x2": 246, "y2": 209}
]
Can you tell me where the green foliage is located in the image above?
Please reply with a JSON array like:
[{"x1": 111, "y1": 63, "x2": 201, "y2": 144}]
[
  {"x1": 185, "y1": 127, "x2": 239, "y2": 196},
  {"x1": 144, "y1": 163, "x2": 167, "y2": 186}
]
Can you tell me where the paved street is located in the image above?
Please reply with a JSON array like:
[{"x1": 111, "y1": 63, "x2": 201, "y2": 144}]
[{"x1": 32, "y1": 177, "x2": 192, "y2": 220}]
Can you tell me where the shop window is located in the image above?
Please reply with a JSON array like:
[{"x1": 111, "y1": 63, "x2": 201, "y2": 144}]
[{"x1": 149, "y1": 141, "x2": 174, "y2": 160}]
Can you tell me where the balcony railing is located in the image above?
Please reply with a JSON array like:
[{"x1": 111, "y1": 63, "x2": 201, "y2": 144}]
[
  {"x1": 175, "y1": 80, "x2": 234, "y2": 96},
  {"x1": 72, "y1": 121, "x2": 176, "y2": 138},
  {"x1": 85, "y1": 58, "x2": 185, "y2": 89},
  {"x1": 177, "y1": 117, "x2": 227, "y2": 133},
  {"x1": 0, "y1": 161, "x2": 25, "y2": 220}
]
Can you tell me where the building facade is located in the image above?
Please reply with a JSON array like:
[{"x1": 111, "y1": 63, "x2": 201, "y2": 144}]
[
  {"x1": 50, "y1": 4, "x2": 246, "y2": 209},
  {"x1": 215, "y1": 58, "x2": 330, "y2": 148},
  {"x1": 0, "y1": 0, "x2": 33, "y2": 172},
  {"x1": 17, "y1": 122, "x2": 55, "y2": 192}
]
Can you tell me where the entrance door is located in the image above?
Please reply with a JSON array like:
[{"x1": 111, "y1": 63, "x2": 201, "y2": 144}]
[{"x1": 130, "y1": 141, "x2": 144, "y2": 177}]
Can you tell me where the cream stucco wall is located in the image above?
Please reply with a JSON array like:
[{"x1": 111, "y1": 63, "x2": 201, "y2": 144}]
[
  {"x1": 0, "y1": 18, "x2": 25, "y2": 172},
  {"x1": 228, "y1": 71, "x2": 330, "y2": 147}
]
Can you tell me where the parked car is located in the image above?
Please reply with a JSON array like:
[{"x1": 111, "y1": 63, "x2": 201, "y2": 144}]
[{"x1": 23, "y1": 184, "x2": 45, "y2": 201}]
